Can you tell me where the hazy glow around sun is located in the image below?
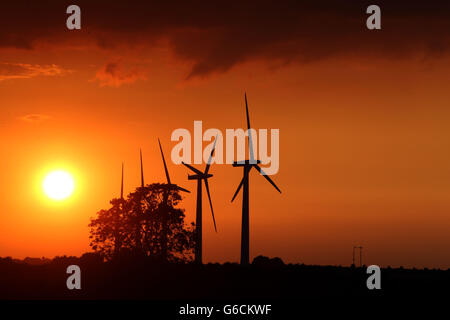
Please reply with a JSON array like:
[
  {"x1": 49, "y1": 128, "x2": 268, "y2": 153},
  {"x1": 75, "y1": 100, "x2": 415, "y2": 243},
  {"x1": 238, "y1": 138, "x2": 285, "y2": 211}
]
[{"x1": 43, "y1": 170, "x2": 75, "y2": 200}]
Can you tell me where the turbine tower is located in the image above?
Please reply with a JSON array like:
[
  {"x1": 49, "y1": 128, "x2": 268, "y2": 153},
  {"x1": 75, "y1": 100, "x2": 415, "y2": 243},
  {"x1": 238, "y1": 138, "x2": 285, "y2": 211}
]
[
  {"x1": 231, "y1": 93, "x2": 281, "y2": 265},
  {"x1": 182, "y1": 137, "x2": 218, "y2": 264}
]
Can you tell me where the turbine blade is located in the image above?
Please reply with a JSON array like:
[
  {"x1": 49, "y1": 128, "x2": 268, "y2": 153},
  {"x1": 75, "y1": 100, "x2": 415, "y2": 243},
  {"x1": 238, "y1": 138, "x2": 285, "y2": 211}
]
[
  {"x1": 205, "y1": 135, "x2": 218, "y2": 175},
  {"x1": 121, "y1": 162, "x2": 124, "y2": 199},
  {"x1": 140, "y1": 149, "x2": 144, "y2": 187},
  {"x1": 231, "y1": 176, "x2": 244, "y2": 202},
  {"x1": 245, "y1": 92, "x2": 251, "y2": 131},
  {"x1": 158, "y1": 138, "x2": 171, "y2": 185},
  {"x1": 254, "y1": 165, "x2": 282, "y2": 193},
  {"x1": 245, "y1": 93, "x2": 255, "y2": 162},
  {"x1": 182, "y1": 161, "x2": 202, "y2": 175},
  {"x1": 204, "y1": 179, "x2": 217, "y2": 232},
  {"x1": 177, "y1": 185, "x2": 190, "y2": 193}
]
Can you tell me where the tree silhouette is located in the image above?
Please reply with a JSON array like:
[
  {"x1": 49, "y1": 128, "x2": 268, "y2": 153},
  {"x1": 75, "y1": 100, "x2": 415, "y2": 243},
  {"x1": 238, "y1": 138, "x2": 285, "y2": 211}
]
[
  {"x1": 88, "y1": 197, "x2": 129, "y2": 260},
  {"x1": 89, "y1": 183, "x2": 195, "y2": 262}
]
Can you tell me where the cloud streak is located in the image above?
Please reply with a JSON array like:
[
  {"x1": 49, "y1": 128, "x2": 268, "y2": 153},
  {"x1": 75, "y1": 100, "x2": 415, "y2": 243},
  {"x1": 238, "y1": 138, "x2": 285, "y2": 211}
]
[
  {"x1": 19, "y1": 114, "x2": 51, "y2": 123},
  {"x1": 0, "y1": 63, "x2": 68, "y2": 81}
]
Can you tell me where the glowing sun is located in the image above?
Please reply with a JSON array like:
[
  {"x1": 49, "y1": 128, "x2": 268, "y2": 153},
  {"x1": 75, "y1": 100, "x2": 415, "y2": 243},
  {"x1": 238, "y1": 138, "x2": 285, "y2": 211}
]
[{"x1": 43, "y1": 170, "x2": 75, "y2": 200}]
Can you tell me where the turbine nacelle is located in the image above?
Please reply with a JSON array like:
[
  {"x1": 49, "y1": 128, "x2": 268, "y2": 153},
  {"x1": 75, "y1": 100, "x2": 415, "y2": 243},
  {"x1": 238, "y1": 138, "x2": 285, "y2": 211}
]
[
  {"x1": 233, "y1": 160, "x2": 261, "y2": 167},
  {"x1": 188, "y1": 173, "x2": 213, "y2": 180}
]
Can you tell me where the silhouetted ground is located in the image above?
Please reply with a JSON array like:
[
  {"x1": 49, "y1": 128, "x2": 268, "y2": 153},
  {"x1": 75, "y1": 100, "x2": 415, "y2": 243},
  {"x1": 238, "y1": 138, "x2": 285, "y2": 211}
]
[{"x1": 0, "y1": 255, "x2": 448, "y2": 300}]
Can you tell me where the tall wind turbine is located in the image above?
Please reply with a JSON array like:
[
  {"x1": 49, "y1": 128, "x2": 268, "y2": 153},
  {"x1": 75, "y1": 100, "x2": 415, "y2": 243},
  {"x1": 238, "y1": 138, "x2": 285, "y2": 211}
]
[
  {"x1": 182, "y1": 137, "x2": 218, "y2": 264},
  {"x1": 158, "y1": 139, "x2": 190, "y2": 260},
  {"x1": 231, "y1": 93, "x2": 282, "y2": 265}
]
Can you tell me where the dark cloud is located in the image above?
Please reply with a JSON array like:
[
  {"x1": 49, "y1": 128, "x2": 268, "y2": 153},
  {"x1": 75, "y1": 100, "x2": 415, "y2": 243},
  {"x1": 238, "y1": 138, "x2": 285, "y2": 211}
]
[{"x1": 1, "y1": 1, "x2": 449, "y2": 78}]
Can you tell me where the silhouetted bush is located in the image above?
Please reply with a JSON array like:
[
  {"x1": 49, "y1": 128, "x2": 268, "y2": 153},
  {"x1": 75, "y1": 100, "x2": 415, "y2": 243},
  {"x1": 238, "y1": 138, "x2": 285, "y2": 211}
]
[{"x1": 252, "y1": 255, "x2": 285, "y2": 268}]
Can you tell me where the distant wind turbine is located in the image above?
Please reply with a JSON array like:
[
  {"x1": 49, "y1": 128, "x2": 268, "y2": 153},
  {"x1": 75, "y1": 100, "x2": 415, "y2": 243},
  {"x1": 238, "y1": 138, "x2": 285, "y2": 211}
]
[
  {"x1": 140, "y1": 148, "x2": 145, "y2": 187},
  {"x1": 121, "y1": 162, "x2": 124, "y2": 200},
  {"x1": 113, "y1": 162, "x2": 125, "y2": 257},
  {"x1": 231, "y1": 93, "x2": 282, "y2": 265},
  {"x1": 158, "y1": 139, "x2": 190, "y2": 260},
  {"x1": 182, "y1": 136, "x2": 218, "y2": 264}
]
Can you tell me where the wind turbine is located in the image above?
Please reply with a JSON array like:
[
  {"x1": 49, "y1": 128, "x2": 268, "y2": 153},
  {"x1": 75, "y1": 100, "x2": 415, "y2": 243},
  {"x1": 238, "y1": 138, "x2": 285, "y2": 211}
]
[
  {"x1": 182, "y1": 137, "x2": 218, "y2": 264},
  {"x1": 121, "y1": 162, "x2": 124, "y2": 200},
  {"x1": 140, "y1": 148, "x2": 145, "y2": 187},
  {"x1": 113, "y1": 163, "x2": 125, "y2": 258},
  {"x1": 231, "y1": 93, "x2": 282, "y2": 265},
  {"x1": 157, "y1": 139, "x2": 190, "y2": 260}
]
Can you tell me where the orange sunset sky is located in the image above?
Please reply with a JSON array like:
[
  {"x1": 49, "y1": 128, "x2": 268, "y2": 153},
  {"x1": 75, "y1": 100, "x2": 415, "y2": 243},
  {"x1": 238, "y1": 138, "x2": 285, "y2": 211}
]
[{"x1": 0, "y1": 1, "x2": 449, "y2": 268}]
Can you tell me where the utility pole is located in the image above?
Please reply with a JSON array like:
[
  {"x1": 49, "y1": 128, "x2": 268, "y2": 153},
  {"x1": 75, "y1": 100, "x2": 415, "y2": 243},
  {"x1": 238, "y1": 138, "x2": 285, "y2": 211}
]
[
  {"x1": 353, "y1": 246, "x2": 363, "y2": 267},
  {"x1": 359, "y1": 246, "x2": 363, "y2": 267},
  {"x1": 352, "y1": 246, "x2": 356, "y2": 266}
]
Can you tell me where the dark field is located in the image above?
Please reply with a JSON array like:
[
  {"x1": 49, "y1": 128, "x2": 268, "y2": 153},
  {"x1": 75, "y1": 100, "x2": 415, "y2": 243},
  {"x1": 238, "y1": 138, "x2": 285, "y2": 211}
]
[{"x1": 0, "y1": 255, "x2": 448, "y2": 301}]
